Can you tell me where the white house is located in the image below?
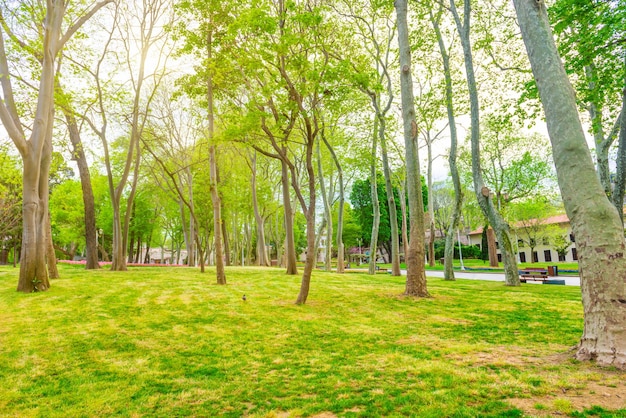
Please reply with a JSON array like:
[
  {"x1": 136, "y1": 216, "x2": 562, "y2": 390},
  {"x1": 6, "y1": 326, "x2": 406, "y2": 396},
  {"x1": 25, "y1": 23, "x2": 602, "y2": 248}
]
[{"x1": 467, "y1": 214, "x2": 579, "y2": 264}]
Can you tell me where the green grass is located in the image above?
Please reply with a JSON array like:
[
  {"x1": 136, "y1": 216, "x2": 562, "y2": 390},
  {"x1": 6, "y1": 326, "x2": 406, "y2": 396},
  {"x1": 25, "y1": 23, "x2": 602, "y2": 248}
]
[{"x1": 0, "y1": 264, "x2": 624, "y2": 417}]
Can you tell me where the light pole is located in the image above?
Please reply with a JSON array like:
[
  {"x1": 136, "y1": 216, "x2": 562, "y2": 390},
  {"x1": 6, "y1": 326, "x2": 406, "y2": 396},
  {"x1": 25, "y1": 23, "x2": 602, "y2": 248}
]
[{"x1": 457, "y1": 217, "x2": 465, "y2": 271}]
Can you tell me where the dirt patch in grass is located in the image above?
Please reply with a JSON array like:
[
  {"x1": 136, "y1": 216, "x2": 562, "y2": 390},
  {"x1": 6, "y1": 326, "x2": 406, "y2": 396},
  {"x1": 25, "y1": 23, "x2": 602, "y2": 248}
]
[
  {"x1": 505, "y1": 351, "x2": 626, "y2": 415},
  {"x1": 445, "y1": 345, "x2": 546, "y2": 367},
  {"x1": 508, "y1": 381, "x2": 626, "y2": 416}
]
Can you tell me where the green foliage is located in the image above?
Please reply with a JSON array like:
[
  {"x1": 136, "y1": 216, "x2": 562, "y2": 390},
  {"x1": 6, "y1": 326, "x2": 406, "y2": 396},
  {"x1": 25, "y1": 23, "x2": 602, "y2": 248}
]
[
  {"x1": 434, "y1": 239, "x2": 481, "y2": 260},
  {"x1": 508, "y1": 197, "x2": 561, "y2": 253},
  {"x1": 0, "y1": 148, "x2": 22, "y2": 258},
  {"x1": 50, "y1": 180, "x2": 85, "y2": 257},
  {"x1": 350, "y1": 173, "x2": 427, "y2": 246},
  {"x1": 349, "y1": 174, "x2": 399, "y2": 247},
  {"x1": 459, "y1": 115, "x2": 555, "y2": 211},
  {"x1": 550, "y1": 0, "x2": 625, "y2": 118}
]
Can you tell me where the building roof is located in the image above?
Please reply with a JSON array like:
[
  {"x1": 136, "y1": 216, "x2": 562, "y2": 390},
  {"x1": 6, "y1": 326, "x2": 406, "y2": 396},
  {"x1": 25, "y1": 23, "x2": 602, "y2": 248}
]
[{"x1": 468, "y1": 213, "x2": 570, "y2": 236}]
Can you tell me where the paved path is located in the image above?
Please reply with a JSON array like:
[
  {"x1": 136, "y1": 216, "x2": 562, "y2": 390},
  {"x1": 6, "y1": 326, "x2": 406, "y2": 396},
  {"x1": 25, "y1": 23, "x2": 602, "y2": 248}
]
[{"x1": 422, "y1": 270, "x2": 581, "y2": 286}]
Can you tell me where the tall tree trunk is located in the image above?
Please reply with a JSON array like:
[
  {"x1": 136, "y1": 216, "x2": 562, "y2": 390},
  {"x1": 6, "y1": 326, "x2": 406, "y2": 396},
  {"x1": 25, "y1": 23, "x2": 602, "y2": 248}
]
[
  {"x1": 209, "y1": 144, "x2": 226, "y2": 285},
  {"x1": 395, "y1": 0, "x2": 428, "y2": 297},
  {"x1": 127, "y1": 201, "x2": 136, "y2": 264},
  {"x1": 317, "y1": 138, "x2": 333, "y2": 271},
  {"x1": 431, "y1": 3, "x2": 464, "y2": 281},
  {"x1": 179, "y1": 200, "x2": 191, "y2": 266},
  {"x1": 207, "y1": 26, "x2": 223, "y2": 282},
  {"x1": 368, "y1": 117, "x2": 381, "y2": 275},
  {"x1": 134, "y1": 237, "x2": 141, "y2": 264},
  {"x1": 65, "y1": 112, "x2": 100, "y2": 269},
  {"x1": 513, "y1": 0, "x2": 626, "y2": 368},
  {"x1": 449, "y1": 0, "x2": 519, "y2": 285},
  {"x1": 585, "y1": 64, "x2": 612, "y2": 197},
  {"x1": 295, "y1": 141, "x2": 316, "y2": 305},
  {"x1": 612, "y1": 60, "x2": 626, "y2": 222},
  {"x1": 185, "y1": 168, "x2": 196, "y2": 267},
  {"x1": 281, "y1": 158, "x2": 298, "y2": 275},
  {"x1": 46, "y1": 211, "x2": 59, "y2": 279},
  {"x1": 251, "y1": 152, "x2": 270, "y2": 266},
  {"x1": 379, "y1": 115, "x2": 401, "y2": 276},
  {"x1": 399, "y1": 182, "x2": 409, "y2": 261},
  {"x1": 486, "y1": 227, "x2": 499, "y2": 267},
  {"x1": 322, "y1": 134, "x2": 345, "y2": 273},
  {"x1": 17, "y1": 154, "x2": 51, "y2": 292},
  {"x1": 427, "y1": 136, "x2": 436, "y2": 268},
  {"x1": 221, "y1": 219, "x2": 231, "y2": 267}
]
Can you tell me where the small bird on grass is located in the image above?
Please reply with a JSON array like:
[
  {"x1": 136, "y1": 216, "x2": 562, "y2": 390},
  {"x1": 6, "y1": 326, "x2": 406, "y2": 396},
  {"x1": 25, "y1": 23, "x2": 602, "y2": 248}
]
[{"x1": 242, "y1": 294, "x2": 247, "y2": 301}]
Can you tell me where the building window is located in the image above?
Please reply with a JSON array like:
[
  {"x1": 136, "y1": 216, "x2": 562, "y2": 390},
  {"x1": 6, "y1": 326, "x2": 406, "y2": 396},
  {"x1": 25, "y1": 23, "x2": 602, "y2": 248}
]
[
  {"x1": 533, "y1": 251, "x2": 538, "y2": 263},
  {"x1": 572, "y1": 247, "x2": 578, "y2": 260},
  {"x1": 519, "y1": 252, "x2": 526, "y2": 263},
  {"x1": 497, "y1": 254, "x2": 502, "y2": 262},
  {"x1": 518, "y1": 239, "x2": 525, "y2": 248},
  {"x1": 570, "y1": 233, "x2": 575, "y2": 242},
  {"x1": 544, "y1": 250, "x2": 552, "y2": 262},
  {"x1": 496, "y1": 241, "x2": 500, "y2": 249},
  {"x1": 542, "y1": 238, "x2": 550, "y2": 245},
  {"x1": 558, "y1": 253, "x2": 566, "y2": 262}
]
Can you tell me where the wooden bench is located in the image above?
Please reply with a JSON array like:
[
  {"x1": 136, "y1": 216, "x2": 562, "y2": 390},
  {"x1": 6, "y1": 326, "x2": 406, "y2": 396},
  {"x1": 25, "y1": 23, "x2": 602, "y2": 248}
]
[{"x1": 519, "y1": 268, "x2": 548, "y2": 283}]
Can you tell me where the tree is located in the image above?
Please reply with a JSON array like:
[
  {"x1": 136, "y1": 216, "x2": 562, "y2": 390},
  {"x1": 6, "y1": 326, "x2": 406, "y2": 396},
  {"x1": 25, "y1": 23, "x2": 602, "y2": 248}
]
[
  {"x1": 429, "y1": 4, "x2": 464, "y2": 280},
  {"x1": 550, "y1": 0, "x2": 626, "y2": 199},
  {"x1": 50, "y1": 180, "x2": 85, "y2": 260},
  {"x1": 395, "y1": 0, "x2": 428, "y2": 297},
  {"x1": 550, "y1": 231, "x2": 571, "y2": 262},
  {"x1": 0, "y1": 0, "x2": 112, "y2": 292},
  {"x1": 513, "y1": 0, "x2": 626, "y2": 368},
  {"x1": 509, "y1": 198, "x2": 558, "y2": 263},
  {"x1": 448, "y1": 0, "x2": 519, "y2": 286}
]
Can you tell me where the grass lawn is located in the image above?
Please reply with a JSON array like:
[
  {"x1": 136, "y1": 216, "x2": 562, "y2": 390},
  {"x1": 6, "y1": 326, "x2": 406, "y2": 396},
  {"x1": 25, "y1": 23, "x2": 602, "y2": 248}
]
[{"x1": 0, "y1": 264, "x2": 624, "y2": 417}]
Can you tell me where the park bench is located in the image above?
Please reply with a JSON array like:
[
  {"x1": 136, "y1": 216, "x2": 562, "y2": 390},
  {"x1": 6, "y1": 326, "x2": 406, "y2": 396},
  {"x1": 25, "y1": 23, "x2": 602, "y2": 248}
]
[
  {"x1": 519, "y1": 267, "x2": 565, "y2": 285},
  {"x1": 519, "y1": 267, "x2": 548, "y2": 283}
]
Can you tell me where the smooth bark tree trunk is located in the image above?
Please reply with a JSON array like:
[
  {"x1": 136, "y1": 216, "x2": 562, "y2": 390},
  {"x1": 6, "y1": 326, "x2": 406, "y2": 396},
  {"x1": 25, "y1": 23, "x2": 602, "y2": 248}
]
[
  {"x1": 317, "y1": 138, "x2": 333, "y2": 271},
  {"x1": 513, "y1": 0, "x2": 626, "y2": 369},
  {"x1": 368, "y1": 118, "x2": 381, "y2": 275},
  {"x1": 186, "y1": 168, "x2": 196, "y2": 267},
  {"x1": 449, "y1": 0, "x2": 519, "y2": 285},
  {"x1": 178, "y1": 200, "x2": 191, "y2": 266},
  {"x1": 395, "y1": 0, "x2": 429, "y2": 297},
  {"x1": 427, "y1": 137, "x2": 435, "y2": 268},
  {"x1": 295, "y1": 140, "x2": 317, "y2": 305},
  {"x1": 17, "y1": 154, "x2": 51, "y2": 292},
  {"x1": 251, "y1": 153, "x2": 270, "y2": 266},
  {"x1": 584, "y1": 64, "x2": 614, "y2": 197},
  {"x1": 221, "y1": 220, "x2": 231, "y2": 267},
  {"x1": 46, "y1": 212, "x2": 59, "y2": 279},
  {"x1": 65, "y1": 112, "x2": 100, "y2": 269},
  {"x1": 431, "y1": 7, "x2": 463, "y2": 281},
  {"x1": 379, "y1": 116, "x2": 401, "y2": 276},
  {"x1": 210, "y1": 145, "x2": 226, "y2": 284},
  {"x1": 281, "y1": 158, "x2": 298, "y2": 275},
  {"x1": 612, "y1": 60, "x2": 626, "y2": 222},
  {"x1": 207, "y1": 43, "x2": 225, "y2": 284},
  {"x1": 399, "y1": 183, "x2": 409, "y2": 261},
  {"x1": 322, "y1": 135, "x2": 345, "y2": 273},
  {"x1": 486, "y1": 227, "x2": 499, "y2": 267}
]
